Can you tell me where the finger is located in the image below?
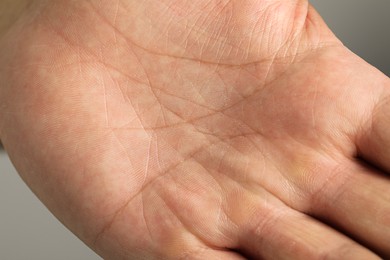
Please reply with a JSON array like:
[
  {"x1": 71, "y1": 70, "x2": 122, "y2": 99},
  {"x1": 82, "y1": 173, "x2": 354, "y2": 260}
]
[
  {"x1": 240, "y1": 208, "x2": 378, "y2": 259},
  {"x1": 228, "y1": 193, "x2": 379, "y2": 259},
  {"x1": 308, "y1": 160, "x2": 390, "y2": 257},
  {"x1": 357, "y1": 84, "x2": 390, "y2": 172},
  {"x1": 180, "y1": 247, "x2": 246, "y2": 260}
]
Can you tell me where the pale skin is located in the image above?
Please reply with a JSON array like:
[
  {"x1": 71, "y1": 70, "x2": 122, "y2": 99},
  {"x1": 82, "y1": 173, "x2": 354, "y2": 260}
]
[{"x1": 0, "y1": 0, "x2": 389, "y2": 259}]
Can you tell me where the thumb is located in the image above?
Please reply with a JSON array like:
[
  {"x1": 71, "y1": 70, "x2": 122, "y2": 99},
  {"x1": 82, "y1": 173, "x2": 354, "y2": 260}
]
[{"x1": 357, "y1": 79, "x2": 390, "y2": 172}]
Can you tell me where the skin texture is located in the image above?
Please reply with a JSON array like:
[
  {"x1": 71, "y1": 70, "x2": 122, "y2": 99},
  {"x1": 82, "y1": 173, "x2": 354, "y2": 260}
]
[
  {"x1": 0, "y1": 0, "x2": 30, "y2": 37},
  {"x1": 0, "y1": 0, "x2": 390, "y2": 259}
]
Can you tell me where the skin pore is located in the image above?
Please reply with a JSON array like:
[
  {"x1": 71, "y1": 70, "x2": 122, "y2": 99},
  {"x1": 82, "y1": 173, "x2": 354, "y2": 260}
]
[{"x1": 0, "y1": 0, "x2": 389, "y2": 259}]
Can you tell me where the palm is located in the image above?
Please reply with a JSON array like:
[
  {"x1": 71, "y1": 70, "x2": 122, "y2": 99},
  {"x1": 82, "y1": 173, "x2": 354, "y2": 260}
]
[{"x1": 1, "y1": 1, "x2": 389, "y2": 259}]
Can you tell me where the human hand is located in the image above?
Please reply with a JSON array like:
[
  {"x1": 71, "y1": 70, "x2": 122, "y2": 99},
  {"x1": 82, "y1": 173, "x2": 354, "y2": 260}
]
[{"x1": 0, "y1": 1, "x2": 389, "y2": 259}]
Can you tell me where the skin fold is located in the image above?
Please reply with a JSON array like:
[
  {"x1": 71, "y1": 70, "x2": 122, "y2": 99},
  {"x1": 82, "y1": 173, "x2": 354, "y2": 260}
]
[{"x1": 0, "y1": 0, "x2": 389, "y2": 259}]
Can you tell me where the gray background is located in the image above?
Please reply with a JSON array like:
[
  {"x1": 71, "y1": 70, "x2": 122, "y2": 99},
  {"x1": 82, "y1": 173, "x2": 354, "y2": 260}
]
[
  {"x1": 1, "y1": 1, "x2": 389, "y2": 259},
  {"x1": 313, "y1": 0, "x2": 389, "y2": 76}
]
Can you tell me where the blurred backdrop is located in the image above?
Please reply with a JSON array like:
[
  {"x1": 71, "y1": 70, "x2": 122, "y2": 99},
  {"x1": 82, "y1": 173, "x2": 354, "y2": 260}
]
[
  {"x1": 1, "y1": 1, "x2": 389, "y2": 259},
  {"x1": 312, "y1": 0, "x2": 389, "y2": 76}
]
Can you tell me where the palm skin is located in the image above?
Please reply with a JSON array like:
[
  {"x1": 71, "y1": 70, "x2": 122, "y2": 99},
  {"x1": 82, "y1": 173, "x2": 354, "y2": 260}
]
[{"x1": 0, "y1": 0, "x2": 389, "y2": 259}]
